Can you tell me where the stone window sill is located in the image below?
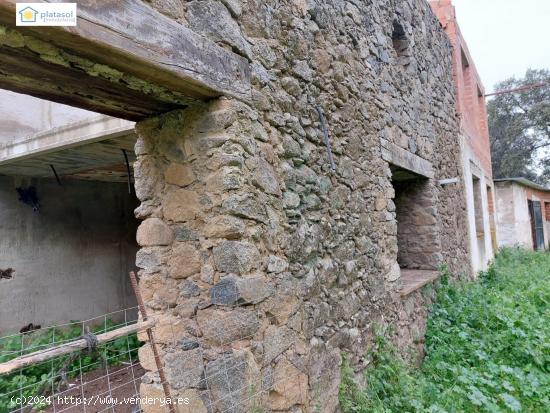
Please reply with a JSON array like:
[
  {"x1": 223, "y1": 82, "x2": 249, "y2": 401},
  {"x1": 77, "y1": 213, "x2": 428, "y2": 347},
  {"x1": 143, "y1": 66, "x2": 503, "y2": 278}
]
[{"x1": 399, "y1": 269, "x2": 440, "y2": 297}]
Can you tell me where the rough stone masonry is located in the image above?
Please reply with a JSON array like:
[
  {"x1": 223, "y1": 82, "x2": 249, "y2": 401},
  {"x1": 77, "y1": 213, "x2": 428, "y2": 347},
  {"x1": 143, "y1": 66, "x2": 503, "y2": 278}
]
[{"x1": 134, "y1": 0, "x2": 471, "y2": 411}]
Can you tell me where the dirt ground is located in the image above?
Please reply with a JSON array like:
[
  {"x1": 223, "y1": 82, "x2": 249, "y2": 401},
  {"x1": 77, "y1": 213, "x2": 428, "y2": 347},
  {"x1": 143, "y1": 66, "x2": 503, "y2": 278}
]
[{"x1": 42, "y1": 363, "x2": 146, "y2": 413}]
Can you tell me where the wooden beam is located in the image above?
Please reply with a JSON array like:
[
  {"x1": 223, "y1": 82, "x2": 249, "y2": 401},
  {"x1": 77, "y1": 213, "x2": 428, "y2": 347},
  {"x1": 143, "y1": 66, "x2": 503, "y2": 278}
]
[
  {"x1": 0, "y1": 319, "x2": 156, "y2": 376},
  {"x1": 0, "y1": 0, "x2": 251, "y2": 119},
  {"x1": 0, "y1": 43, "x2": 183, "y2": 120}
]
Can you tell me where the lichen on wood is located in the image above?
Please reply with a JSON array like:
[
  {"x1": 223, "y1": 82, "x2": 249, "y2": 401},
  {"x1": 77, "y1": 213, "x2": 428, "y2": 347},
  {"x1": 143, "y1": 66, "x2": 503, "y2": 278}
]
[{"x1": 0, "y1": 24, "x2": 196, "y2": 107}]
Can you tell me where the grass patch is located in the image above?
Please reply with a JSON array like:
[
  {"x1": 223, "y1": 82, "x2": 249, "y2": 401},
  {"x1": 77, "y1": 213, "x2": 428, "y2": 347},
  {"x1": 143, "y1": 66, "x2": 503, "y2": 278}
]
[{"x1": 340, "y1": 247, "x2": 550, "y2": 412}]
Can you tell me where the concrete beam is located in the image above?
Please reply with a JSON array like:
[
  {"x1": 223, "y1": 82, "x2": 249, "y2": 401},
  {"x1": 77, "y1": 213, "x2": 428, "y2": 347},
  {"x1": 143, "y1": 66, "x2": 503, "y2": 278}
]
[
  {"x1": 0, "y1": 0, "x2": 251, "y2": 120},
  {"x1": 380, "y1": 138, "x2": 434, "y2": 179},
  {"x1": 0, "y1": 116, "x2": 137, "y2": 182},
  {"x1": 0, "y1": 115, "x2": 134, "y2": 164}
]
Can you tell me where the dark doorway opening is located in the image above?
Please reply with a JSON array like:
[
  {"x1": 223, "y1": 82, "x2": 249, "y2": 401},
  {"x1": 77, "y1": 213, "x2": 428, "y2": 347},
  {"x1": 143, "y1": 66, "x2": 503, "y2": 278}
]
[
  {"x1": 0, "y1": 90, "x2": 139, "y2": 334},
  {"x1": 487, "y1": 185, "x2": 498, "y2": 252},
  {"x1": 391, "y1": 165, "x2": 441, "y2": 270},
  {"x1": 472, "y1": 176, "x2": 486, "y2": 265},
  {"x1": 528, "y1": 200, "x2": 545, "y2": 250}
]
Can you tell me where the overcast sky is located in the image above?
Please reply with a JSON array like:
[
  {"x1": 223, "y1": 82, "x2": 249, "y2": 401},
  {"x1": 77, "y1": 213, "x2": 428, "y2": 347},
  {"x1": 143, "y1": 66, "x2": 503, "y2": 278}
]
[{"x1": 452, "y1": 0, "x2": 550, "y2": 93}]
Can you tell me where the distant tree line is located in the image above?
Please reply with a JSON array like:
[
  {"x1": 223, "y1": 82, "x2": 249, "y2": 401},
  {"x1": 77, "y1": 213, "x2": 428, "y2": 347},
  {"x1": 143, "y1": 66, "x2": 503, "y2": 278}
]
[{"x1": 488, "y1": 68, "x2": 550, "y2": 186}]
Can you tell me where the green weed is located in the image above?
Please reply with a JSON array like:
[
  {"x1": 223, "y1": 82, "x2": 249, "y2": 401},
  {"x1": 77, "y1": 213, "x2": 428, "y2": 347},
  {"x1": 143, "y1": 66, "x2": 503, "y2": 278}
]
[{"x1": 340, "y1": 247, "x2": 550, "y2": 412}]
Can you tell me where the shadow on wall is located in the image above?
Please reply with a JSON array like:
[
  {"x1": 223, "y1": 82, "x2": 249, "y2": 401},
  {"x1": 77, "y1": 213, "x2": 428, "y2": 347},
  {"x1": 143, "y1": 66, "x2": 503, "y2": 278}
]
[
  {"x1": 0, "y1": 176, "x2": 139, "y2": 334},
  {"x1": 392, "y1": 168, "x2": 442, "y2": 270}
]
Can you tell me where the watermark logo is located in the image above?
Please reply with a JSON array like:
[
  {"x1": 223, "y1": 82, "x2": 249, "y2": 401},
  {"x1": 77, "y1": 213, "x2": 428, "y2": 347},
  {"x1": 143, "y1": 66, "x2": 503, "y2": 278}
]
[
  {"x1": 16, "y1": 3, "x2": 77, "y2": 26},
  {"x1": 18, "y1": 6, "x2": 38, "y2": 22}
]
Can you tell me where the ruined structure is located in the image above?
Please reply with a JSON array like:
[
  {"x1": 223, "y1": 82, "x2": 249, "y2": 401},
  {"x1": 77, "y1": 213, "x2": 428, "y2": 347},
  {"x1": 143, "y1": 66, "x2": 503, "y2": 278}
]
[
  {"x1": 430, "y1": 0, "x2": 497, "y2": 272},
  {"x1": 0, "y1": 0, "x2": 474, "y2": 411},
  {"x1": 130, "y1": 1, "x2": 470, "y2": 411}
]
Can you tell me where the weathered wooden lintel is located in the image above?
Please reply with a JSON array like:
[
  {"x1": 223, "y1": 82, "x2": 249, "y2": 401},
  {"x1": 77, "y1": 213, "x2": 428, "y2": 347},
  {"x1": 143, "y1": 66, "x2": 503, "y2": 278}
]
[{"x1": 0, "y1": 0, "x2": 251, "y2": 120}]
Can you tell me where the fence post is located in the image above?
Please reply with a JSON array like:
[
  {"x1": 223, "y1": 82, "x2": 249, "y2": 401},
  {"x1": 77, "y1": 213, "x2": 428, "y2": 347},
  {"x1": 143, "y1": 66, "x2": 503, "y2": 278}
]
[{"x1": 129, "y1": 271, "x2": 177, "y2": 413}]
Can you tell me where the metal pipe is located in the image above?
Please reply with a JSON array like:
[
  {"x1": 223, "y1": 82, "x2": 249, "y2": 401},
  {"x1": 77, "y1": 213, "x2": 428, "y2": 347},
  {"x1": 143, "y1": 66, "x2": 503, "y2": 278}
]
[{"x1": 485, "y1": 81, "x2": 548, "y2": 97}]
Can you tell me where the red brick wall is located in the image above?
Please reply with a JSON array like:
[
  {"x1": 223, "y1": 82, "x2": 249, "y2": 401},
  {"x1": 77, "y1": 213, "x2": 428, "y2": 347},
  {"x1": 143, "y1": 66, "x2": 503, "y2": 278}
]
[{"x1": 429, "y1": 0, "x2": 493, "y2": 177}]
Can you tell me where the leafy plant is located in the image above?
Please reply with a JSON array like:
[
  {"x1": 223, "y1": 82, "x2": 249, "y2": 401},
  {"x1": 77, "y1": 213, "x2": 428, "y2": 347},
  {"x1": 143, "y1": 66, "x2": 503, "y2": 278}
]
[{"x1": 340, "y1": 247, "x2": 550, "y2": 412}]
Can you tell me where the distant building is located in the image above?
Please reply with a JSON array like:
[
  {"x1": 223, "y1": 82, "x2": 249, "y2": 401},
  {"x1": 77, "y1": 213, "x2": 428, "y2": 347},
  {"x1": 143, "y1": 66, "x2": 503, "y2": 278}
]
[
  {"x1": 430, "y1": 0, "x2": 497, "y2": 272},
  {"x1": 494, "y1": 178, "x2": 550, "y2": 251}
]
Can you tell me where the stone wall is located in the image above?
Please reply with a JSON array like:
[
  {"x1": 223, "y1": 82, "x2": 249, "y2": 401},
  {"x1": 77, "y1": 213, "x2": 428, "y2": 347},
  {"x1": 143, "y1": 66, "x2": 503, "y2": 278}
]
[
  {"x1": 134, "y1": 0, "x2": 471, "y2": 411},
  {"x1": 394, "y1": 178, "x2": 442, "y2": 270}
]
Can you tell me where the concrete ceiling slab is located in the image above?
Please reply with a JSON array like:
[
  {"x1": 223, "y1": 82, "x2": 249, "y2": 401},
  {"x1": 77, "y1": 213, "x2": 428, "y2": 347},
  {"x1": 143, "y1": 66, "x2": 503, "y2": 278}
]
[{"x1": 0, "y1": 116, "x2": 137, "y2": 183}]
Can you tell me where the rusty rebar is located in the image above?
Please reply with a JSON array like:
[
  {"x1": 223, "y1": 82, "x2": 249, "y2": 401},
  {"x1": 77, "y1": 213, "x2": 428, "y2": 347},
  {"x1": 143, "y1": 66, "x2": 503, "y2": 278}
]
[
  {"x1": 121, "y1": 149, "x2": 134, "y2": 195},
  {"x1": 129, "y1": 271, "x2": 177, "y2": 413},
  {"x1": 485, "y1": 81, "x2": 548, "y2": 97}
]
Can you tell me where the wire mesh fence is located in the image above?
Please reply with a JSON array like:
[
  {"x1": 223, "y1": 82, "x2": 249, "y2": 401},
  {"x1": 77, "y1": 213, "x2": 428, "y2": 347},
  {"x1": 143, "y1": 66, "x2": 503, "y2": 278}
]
[
  {"x1": 134, "y1": 310, "x2": 308, "y2": 413},
  {"x1": 0, "y1": 275, "x2": 308, "y2": 413},
  {"x1": 0, "y1": 307, "x2": 144, "y2": 413}
]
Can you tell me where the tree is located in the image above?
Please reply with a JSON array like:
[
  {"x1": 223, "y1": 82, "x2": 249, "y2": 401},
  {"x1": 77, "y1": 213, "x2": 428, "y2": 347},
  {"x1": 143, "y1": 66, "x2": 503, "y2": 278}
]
[{"x1": 488, "y1": 69, "x2": 550, "y2": 185}]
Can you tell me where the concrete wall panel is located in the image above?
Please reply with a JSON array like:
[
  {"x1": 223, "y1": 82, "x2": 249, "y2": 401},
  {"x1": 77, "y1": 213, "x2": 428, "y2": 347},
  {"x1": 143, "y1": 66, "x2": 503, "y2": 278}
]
[
  {"x1": 0, "y1": 89, "x2": 97, "y2": 144},
  {"x1": 0, "y1": 176, "x2": 139, "y2": 334}
]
